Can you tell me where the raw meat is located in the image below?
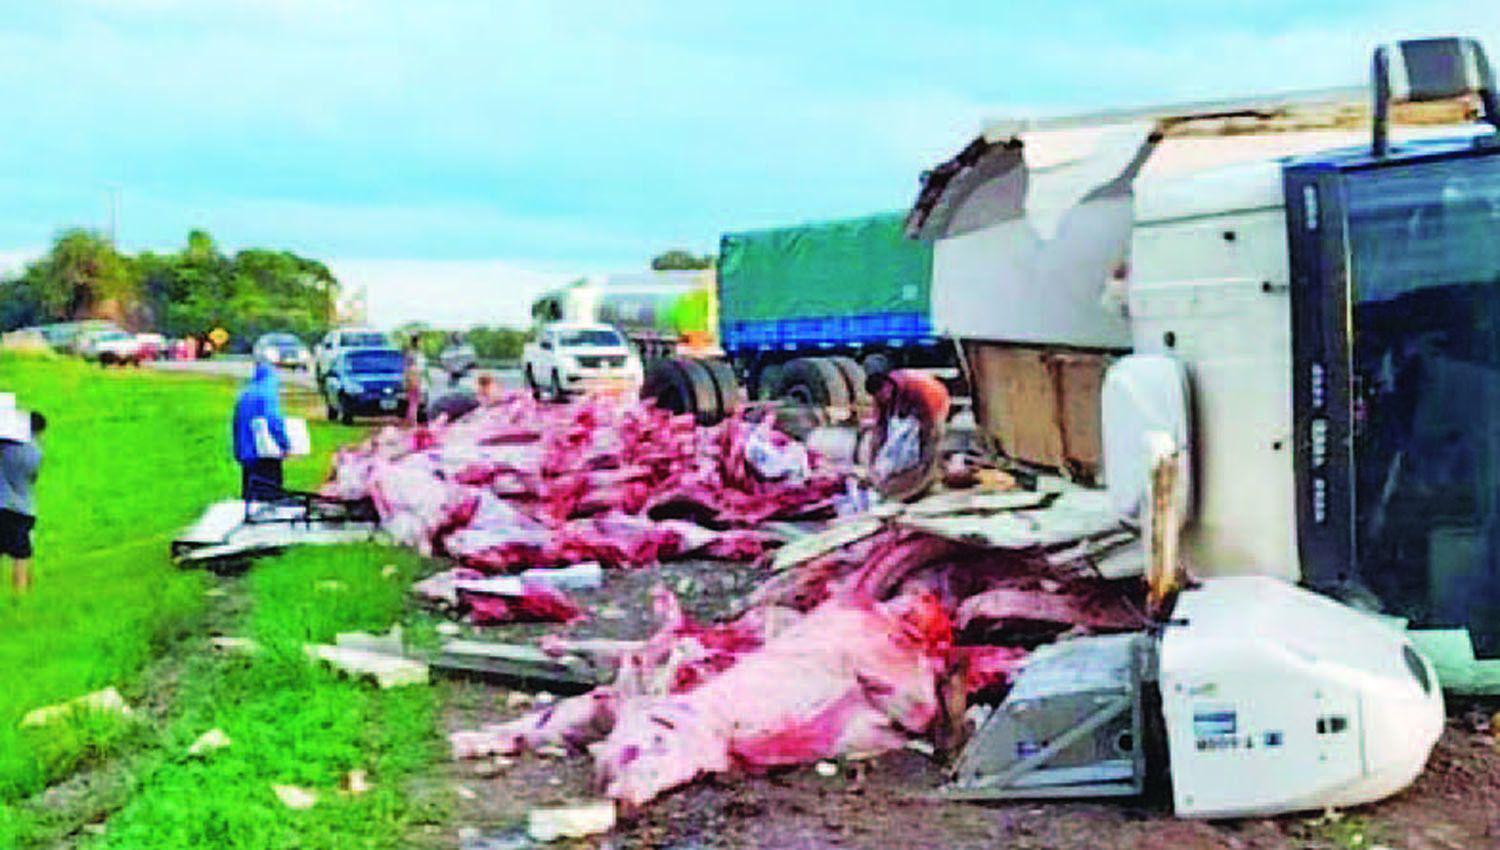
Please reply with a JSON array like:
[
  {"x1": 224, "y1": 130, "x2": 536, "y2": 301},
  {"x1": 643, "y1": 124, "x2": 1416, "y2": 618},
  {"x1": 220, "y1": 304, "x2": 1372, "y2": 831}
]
[{"x1": 324, "y1": 395, "x2": 845, "y2": 572}]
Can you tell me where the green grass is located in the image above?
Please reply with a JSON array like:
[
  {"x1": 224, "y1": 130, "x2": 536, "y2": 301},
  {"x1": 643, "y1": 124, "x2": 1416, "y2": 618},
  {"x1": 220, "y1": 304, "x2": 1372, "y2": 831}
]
[
  {"x1": 0, "y1": 354, "x2": 374, "y2": 843},
  {"x1": 95, "y1": 546, "x2": 447, "y2": 849}
]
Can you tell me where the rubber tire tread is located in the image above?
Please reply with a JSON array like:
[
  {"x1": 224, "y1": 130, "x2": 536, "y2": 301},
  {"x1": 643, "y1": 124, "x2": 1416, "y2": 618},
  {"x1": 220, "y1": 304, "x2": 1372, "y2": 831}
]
[
  {"x1": 775, "y1": 357, "x2": 851, "y2": 411},
  {"x1": 698, "y1": 358, "x2": 741, "y2": 423},
  {"x1": 828, "y1": 356, "x2": 870, "y2": 407},
  {"x1": 676, "y1": 357, "x2": 721, "y2": 424}
]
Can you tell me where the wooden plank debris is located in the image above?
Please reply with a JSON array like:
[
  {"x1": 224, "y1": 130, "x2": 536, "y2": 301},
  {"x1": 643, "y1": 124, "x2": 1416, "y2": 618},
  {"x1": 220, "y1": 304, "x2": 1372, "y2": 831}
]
[{"x1": 431, "y1": 639, "x2": 600, "y2": 693}]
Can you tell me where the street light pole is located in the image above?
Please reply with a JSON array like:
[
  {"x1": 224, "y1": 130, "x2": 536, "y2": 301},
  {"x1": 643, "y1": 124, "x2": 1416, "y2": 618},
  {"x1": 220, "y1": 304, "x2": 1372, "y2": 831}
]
[{"x1": 104, "y1": 185, "x2": 121, "y2": 246}]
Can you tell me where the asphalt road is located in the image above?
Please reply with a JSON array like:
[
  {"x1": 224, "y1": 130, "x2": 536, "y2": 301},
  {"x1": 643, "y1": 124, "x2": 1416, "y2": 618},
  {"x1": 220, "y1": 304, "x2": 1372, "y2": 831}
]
[{"x1": 146, "y1": 356, "x2": 522, "y2": 397}]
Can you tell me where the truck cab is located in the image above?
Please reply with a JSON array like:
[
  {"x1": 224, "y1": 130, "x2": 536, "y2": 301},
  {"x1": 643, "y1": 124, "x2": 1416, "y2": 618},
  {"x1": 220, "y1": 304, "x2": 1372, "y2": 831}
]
[{"x1": 912, "y1": 37, "x2": 1500, "y2": 689}]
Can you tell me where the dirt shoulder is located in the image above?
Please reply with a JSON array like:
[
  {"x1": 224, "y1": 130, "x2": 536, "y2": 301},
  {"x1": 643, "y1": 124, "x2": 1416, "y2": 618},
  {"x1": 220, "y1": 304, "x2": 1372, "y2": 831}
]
[{"x1": 442, "y1": 559, "x2": 1500, "y2": 850}]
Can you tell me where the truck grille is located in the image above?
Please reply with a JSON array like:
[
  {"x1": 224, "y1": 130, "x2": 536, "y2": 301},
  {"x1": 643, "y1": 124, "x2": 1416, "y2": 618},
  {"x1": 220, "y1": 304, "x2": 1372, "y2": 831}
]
[{"x1": 577, "y1": 355, "x2": 626, "y2": 369}]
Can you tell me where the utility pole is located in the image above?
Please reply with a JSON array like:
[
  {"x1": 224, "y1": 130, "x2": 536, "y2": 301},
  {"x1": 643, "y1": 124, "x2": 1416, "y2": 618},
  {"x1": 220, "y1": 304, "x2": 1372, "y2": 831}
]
[{"x1": 104, "y1": 185, "x2": 121, "y2": 246}]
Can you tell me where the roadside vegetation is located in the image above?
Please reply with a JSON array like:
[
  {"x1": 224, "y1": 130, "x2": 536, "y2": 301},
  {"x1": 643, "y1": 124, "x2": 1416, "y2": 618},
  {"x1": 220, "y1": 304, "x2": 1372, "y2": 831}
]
[
  {"x1": 0, "y1": 354, "x2": 440, "y2": 848},
  {"x1": 97, "y1": 546, "x2": 446, "y2": 849},
  {"x1": 0, "y1": 230, "x2": 340, "y2": 350}
]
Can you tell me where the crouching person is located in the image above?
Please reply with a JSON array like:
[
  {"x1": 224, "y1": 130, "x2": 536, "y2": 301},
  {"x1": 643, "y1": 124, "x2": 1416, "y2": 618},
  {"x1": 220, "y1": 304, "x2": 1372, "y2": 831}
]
[{"x1": 865, "y1": 368, "x2": 950, "y2": 501}]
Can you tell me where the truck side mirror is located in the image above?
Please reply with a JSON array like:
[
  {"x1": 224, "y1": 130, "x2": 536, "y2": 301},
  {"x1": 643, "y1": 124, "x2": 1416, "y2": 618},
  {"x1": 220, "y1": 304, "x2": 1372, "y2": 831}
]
[{"x1": 1372, "y1": 37, "x2": 1500, "y2": 157}]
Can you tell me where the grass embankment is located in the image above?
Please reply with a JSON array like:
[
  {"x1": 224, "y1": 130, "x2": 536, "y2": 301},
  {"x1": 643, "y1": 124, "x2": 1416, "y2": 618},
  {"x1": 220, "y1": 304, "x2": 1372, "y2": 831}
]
[
  {"x1": 0, "y1": 355, "x2": 441, "y2": 847},
  {"x1": 97, "y1": 546, "x2": 446, "y2": 849}
]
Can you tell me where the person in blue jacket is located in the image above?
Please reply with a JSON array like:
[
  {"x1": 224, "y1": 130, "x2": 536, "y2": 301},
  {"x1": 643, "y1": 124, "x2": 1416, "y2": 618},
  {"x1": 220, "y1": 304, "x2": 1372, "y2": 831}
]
[{"x1": 233, "y1": 361, "x2": 291, "y2": 502}]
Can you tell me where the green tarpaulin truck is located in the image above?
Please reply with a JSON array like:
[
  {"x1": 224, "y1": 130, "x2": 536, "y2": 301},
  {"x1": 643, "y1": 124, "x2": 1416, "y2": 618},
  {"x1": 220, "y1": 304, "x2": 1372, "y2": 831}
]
[{"x1": 710, "y1": 211, "x2": 954, "y2": 406}]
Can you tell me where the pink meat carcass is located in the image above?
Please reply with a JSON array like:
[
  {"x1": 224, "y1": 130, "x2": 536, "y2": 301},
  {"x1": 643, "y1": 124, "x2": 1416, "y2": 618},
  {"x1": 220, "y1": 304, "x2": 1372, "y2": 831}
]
[{"x1": 451, "y1": 589, "x2": 956, "y2": 806}]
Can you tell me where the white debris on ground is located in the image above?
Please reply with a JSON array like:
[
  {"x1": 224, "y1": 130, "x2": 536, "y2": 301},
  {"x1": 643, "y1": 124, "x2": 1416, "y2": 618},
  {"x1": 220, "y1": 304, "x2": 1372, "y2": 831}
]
[
  {"x1": 187, "y1": 727, "x2": 232, "y2": 756},
  {"x1": 20, "y1": 687, "x2": 135, "y2": 728}
]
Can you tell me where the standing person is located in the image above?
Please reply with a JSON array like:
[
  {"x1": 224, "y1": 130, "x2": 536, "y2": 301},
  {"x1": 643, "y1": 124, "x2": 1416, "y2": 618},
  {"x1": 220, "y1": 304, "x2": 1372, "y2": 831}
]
[
  {"x1": 864, "y1": 367, "x2": 951, "y2": 501},
  {"x1": 1, "y1": 412, "x2": 45, "y2": 594},
  {"x1": 232, "y1": 361, "x2": 291, "y2": 502},
  {"x1": 404, "y1": 333, "x2": 427, "y2": 427},
  {"x1": 475, "y1": 373, "x2": 499, "y2": 406}
]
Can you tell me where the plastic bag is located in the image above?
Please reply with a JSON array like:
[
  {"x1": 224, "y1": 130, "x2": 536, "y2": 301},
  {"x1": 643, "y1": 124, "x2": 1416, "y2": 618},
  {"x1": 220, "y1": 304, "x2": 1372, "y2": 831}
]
[
  {"x1": 872, "y1": 415, "x2": 922, "y2": 483},
  {"x1": 745, "y1": 420, "x2": 811, "y2": 483}
]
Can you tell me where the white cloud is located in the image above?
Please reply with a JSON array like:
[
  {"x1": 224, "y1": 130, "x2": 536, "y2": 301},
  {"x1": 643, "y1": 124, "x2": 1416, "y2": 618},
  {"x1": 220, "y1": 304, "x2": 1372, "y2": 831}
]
[{"x1": 328, "y1": 258, "x2": 571, "y2": 329}]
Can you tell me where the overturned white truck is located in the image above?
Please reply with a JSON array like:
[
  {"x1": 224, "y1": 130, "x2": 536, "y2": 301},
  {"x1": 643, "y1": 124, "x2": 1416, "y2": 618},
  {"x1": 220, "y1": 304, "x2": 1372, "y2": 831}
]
[{"x1": 915, "y1": 37, "x2": 1500, "y2": 813}]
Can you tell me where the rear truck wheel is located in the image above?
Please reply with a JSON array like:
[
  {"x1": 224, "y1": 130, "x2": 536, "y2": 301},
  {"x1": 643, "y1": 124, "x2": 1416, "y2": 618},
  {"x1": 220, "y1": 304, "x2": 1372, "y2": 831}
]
[
  {"x1": 828, "y1": 356, "x2": 871, "y2": 409},
  {"x1": 676, "y1": 357, "x2": 721, "y2": 425},
  {"x1": 338, "y1": 394, "x2": 355, "y2": 425},
  {"x1": 859, "y1": 352, "x2": 893, "y2": 382},
  {"x1": 641, "y1": 357, "x2": 721, "y2": 423},
  {"x1": 325, "y1": 396, "x2": 339, "y2": 421},
  {"x1": 699, "y1": 358, "x2": 741, "y2": 422},
  {"x1": 640, "y1": 359, "x2": 687, "y2": 414},
  {"x1": 753, "y1": 361, "x2": 785, "y2": 401},
  {"x1": 774, "y1": 357, "x2": 851, "y2": 419},
  {"x1": 550, "y1": 370, "x2": 565, "y2": 403}
]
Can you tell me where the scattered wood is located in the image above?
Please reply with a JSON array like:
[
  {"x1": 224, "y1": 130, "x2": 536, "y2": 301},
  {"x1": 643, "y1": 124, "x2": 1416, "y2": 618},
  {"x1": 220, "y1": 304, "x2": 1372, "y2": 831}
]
[
  {"x1": 344, "y1": 769, "x2": 371, "y2": 795},
  {"x1": 20, "y1": 687, "x2": 135, "y2": 728},
  {"x1": 187, "y1": 728, "x2": 232, "y2": 756},
  {"x1": 431, "y1": 639, "x2": 599, "y2": 693},
  {"x1": 272, "y1": 784, "x2": 318, "y2": 810},
  {"x1": 209, "y1": 636, "x2": 261, "y2": 655},
  {"x1": 335, "y1": 626, "x2": 404, "y2": 655},
  {"x1": 528, "y1": 801, "x2": 616, "y2": 842},
  {"x1": 305, "y1": 644, "x2": 430, "y2": 689}
]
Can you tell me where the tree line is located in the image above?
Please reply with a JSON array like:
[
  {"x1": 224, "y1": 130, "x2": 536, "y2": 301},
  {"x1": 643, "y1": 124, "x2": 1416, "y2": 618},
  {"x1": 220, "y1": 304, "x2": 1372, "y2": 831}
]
[
  {"x1": 0, "y1": 233, "x2": 711, "y2": 359},
  {"x1": 0, "y1": 228, "x2": 341, "y2": 351}
]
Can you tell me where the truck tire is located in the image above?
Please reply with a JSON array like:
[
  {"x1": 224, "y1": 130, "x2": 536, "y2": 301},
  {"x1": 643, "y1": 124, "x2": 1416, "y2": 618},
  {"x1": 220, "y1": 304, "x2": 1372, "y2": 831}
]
[
  {"x1": 699, "y1": 358, "x2": 741, "y2": 422},
  {"x1": 774, "y1": 357, "x2": 851, "y2": 413},
  {"x1": 828, "y1": 356, "x2": 871, "y2": 408},
  {"x1": 754, "y1": 361, "x2": 785, "y2": 401},
  {"x1": 641, "y1": 358, "x2": 719, "y2": 423},
  {"x1": 676, "y1": 358, "x2": 721, "y2": 424},
  {"x1": 859, "y1": 352, "x2": 893, "y2": 382}
]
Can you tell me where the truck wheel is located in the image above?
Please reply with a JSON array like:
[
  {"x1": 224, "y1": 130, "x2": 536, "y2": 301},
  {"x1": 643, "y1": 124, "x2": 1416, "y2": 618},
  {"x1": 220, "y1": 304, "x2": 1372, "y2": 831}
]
[
  {"x1": 524, "y1": 366, "x2": 541, "y2": 400},
  {"x1": 326, "y1": 397, "x2": 339, "y2": 421},
  {"x1": 828, "y1": 356, "x2": 871, "y2": 408},
  {"x1": 774, "y1": 358, "x2": 851, "y2": 415},
  {"x1": 338, "y1": 394, "x2": 355, "y2": 425},
  {"x1": 754, "y1": 362, "x2": 785, "y2": 401},
  {"x1": 641, "y1": 358, "x2": 720, "y2": 423},
  {"x1": 859, "y1": 352, "x2": 893, "y2": 381},
  {"x1": 676, "y1": 358, "x2": 720, "y2": 424},
  {"x1": 699, "y1": 358, "x2": 741, "y2": 422},
  {"x1": 550, "y1": 371, "x2": 566, "y2": 403}
]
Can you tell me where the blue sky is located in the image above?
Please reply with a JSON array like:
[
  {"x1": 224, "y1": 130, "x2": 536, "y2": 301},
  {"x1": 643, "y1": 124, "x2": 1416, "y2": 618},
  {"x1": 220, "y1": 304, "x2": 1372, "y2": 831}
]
[{"x1": 1, "y1": 1, "x2": 1497, "y2": 323}]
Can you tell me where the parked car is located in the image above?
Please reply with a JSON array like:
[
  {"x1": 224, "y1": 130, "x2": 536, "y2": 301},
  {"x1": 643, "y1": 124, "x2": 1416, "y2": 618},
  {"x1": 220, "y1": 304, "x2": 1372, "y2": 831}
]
[
  {"x1": 313, "y1": 327, "x2": 391, "y2": 382},
  {"x1": 438, "y1": 334, "x2": 477, "y2": 386},
  {"x1": 522, "y1": 322, "x2": 643, "y2": 401},
  {"x1": 321, "y1": 348, "x2": 424, "y2": 424},
  {"x1": 253, "y1": 332, "x2": 312, "y2": 369},
  {"x1": 79, "y1": 328, "x2": 144, "y2": 366}
]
